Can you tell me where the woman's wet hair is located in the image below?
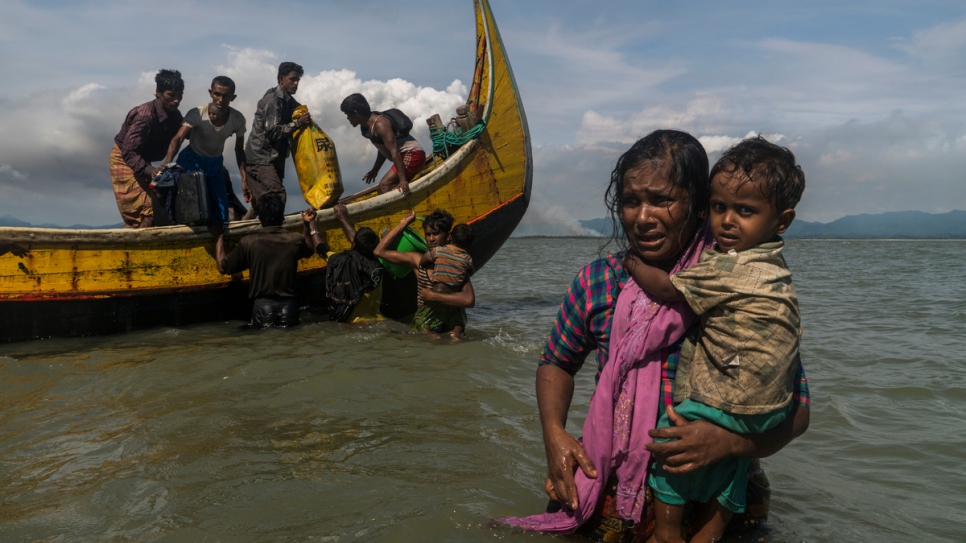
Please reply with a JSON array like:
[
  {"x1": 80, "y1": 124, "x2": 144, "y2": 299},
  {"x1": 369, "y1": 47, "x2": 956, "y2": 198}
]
[
  {"x1": 340, "y1": 93, "x2": 372, "y2": 117},
  {"x1": 155, "y1": 69, "x2": 184, "y2": 94},
  {"x1": 603, "y1": 129, "x2": 709, "y2": 250},
  {"x1": 353, "y1": 227, "x2": 379, "y2": 258},
  {"x1": 422, "y1": 209, "x2": 455, "y2": 234},
  {"x1": 710, "y1": 135, "x2": 805, "y2": 211},
  {"x1": 257, "y1": 193, "x2": 285, "y2": 227},
  {"x1": 450, "y1": 223, "x2": 474, "y2": 250},
  {"x1": 277, "y1": 61, "x2": 304, "y2": 82}
]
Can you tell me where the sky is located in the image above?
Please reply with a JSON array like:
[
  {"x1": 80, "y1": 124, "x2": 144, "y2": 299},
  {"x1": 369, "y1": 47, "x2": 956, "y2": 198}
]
[{"x1": 1, "y1": 0, "x2": 965, "y2": 235}]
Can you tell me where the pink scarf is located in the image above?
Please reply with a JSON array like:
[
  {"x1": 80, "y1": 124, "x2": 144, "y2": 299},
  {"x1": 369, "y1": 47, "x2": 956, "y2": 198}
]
[{"x1": 502, "y1": 225, "x2": 713, "y2": 533}]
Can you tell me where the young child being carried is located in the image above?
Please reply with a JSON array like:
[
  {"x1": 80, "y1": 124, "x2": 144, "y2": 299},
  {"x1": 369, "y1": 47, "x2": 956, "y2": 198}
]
[
  {"x1": 624, "y1": 136, "x2": 805, "y2": 543},
  {"x1": 419, "y1": 222, "x2": 474, "y2": 336}
]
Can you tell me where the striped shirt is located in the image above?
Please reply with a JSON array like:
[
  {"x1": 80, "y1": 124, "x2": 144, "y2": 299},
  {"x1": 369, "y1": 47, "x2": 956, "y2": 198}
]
[
  {"x1": 430, "y1": 245, "x2": 474, "y2": 290},
  {"x1": 415, "y1": 266, "x2": 433, "y2": 308},
  {"x1": 539, "y1": 254, "x2": 810, "y2": 409}
]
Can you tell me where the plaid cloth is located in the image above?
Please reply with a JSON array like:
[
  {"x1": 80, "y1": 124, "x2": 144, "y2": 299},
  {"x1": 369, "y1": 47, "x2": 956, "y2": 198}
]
[
  {"x1": 539, "y1": 254, "x2": 810, "y2": 408},
  {"x1": 391, "y1": 149, "x2": 427, "y2": 178},
  {"x1": 671, "y1": 240, "x2": 801, "y2": 414},
  {"x1": 109, "y1": 145, "x2": 153, "y2": 227}
]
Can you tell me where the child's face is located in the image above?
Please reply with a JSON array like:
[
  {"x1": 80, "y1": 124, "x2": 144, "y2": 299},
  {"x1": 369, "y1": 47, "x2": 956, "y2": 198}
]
[{"x1": 709, "y1": 171, "x2": 795, "y2": 252}]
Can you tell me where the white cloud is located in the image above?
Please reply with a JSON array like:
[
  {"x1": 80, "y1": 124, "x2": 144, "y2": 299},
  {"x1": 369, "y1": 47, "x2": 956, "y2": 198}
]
[
  {"x1": 818, "y1": 150, "x2": 852, "y2": 167},
  {"x1": 894, "y1": 18, "x2": 966, "y2": 66},
  {"x1": 0, "y1": 163, "x2": 27, "y2": 180},
  {"x1": 62, "y1": 83, "x2": 107, "y2": 115},
  {"x1": 577, "y1": 96, "x2": 727, "y2": 145}
]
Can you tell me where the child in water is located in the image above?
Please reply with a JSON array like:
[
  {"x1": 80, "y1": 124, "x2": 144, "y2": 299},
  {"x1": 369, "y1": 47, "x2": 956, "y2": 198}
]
[
  {"x1": 624, "y1": 136, "x2": 805, "y2": 543},
  {"x1": 420, "y1": 222, "x2": 474, "y2": 337}
]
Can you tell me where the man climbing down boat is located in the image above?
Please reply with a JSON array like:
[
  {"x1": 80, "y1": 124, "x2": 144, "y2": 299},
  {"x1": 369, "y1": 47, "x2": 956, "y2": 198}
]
[
  {"x1": 340, "y1": 93, "x2": 425, "y2": 195},
  {"x1": 213, "y1": 193, "x2": 327, "y2": 328},
  {"x1": 325, "y1": 203, "x2": 385, "y2": 323},
  {"x1": 161, "y1": 75, "x2": 249, "y2": 229},
  {"x1": 110, "y1": 69, "x2": 184, "y2": 228}
]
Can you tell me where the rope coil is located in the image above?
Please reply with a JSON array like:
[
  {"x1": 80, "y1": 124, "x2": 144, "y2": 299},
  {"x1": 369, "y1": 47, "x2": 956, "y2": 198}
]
[{"x1": 430, "y1": 119, "x2": 487, "y2": 157}]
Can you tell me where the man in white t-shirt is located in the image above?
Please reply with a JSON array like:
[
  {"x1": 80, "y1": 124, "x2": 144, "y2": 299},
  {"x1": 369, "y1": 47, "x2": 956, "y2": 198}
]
[{"x1": 163, "y1": 76, "x2": 248, "y2": 226}]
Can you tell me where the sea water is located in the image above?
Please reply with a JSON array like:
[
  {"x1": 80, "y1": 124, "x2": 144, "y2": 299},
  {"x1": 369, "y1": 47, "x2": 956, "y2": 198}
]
[{"x1": 1, "y1": 238, "x2": 963, "y2": 542}]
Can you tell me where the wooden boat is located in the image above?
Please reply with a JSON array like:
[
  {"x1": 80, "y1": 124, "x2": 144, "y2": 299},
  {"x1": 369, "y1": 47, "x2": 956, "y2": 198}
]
[{"x1": 0, "y1": 0, "x2": 531, "y2": 342}]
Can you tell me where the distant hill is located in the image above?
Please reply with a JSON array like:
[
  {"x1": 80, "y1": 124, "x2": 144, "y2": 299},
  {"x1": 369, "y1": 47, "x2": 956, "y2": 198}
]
[
  {"x1": 579, "y1": 210, "x2": 966, "y2": 239},
  {"x1": 785, "y1": 210, "x2": 966, "y2": 238},
  {"x1": 0, "y1": 214, "x2": 122, "y2": 229}
]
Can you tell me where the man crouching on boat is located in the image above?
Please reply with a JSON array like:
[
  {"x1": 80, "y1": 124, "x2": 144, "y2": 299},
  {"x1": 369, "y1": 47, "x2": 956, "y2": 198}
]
[
  {"x1": 214, "y1": 193, "x2": 327, "y2": 327},
  {"x1": 340, "y1": 93, "x2": 425, "y2": 195},
  {"x1": 110, "y1": 69, "x2": 184, "y2": 228}
]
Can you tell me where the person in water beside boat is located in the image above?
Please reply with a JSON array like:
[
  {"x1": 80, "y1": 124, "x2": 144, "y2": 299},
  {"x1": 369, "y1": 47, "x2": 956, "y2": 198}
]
[
  {"x1": 502, "y1": 130, "x2": 809, "y2": 542},
  {"x1": 325, "y1": 203, "x2": 385, "y2": 323},
  {"x1": 419, "y1": 222, "x2": 474, "y2": 337},
  {"x1": 110, "y1": 69, "x2": 184, "y2": 228},
  {"x1": 374, "y1": 209, "x2": 475, "y2": 337},
  {"x1": 340, "y1": 93, "x2": 425, "y2": 195},
  {"x1": 620, "y1": 136, "x2": 805, "y2": 543},
  {"x1": 161, "y1": 75, "x2": 249, "y2": 228},
  {"x1": 244, "y1": 62, "x2": 313, "y2": 219},
  {"x1": 213, "y1": 192, "x2": 326, "y2": 327}
]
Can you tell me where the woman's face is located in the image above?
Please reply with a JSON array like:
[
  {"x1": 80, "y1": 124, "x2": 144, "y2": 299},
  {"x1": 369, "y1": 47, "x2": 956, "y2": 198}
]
[{"x1": 620, "y1": 162, "x2": 697, "y2": 269}]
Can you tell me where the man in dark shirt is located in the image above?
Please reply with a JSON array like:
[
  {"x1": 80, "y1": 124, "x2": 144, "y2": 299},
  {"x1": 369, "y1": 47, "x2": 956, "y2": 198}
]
[
  {"x1": 214, "y1": 193, "x2": 326, "y2": 327},
  {"x1": 110, "y1": 69, "x2": 184, "y2": 228},
  {"x1": 243, "y1": 61, "x2": 313, "y2": 219}
]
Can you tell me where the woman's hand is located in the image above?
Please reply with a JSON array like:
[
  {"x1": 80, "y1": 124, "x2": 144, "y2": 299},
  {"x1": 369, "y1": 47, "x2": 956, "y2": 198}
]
[
  {"x1": 542, "y1": 426, "x2": 597, "y2": 510},
  {"x1": 645, "y1": 400, "x2": 809, "y2": 474},
  {"x1": 536, "y1": 364, "x2": 594, "y2": 510},
  {"x1": 644, "y1": 405, "x2": 737, "y2": 474}
]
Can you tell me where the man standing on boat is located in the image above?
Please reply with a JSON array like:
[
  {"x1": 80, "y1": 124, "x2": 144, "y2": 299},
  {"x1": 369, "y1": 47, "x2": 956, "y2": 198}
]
[
  {"x1": 243, "y1": 62, "x2": 313, "y2": 218},
  {"x1": 213, "y1": 192, "x2": 327, "y2": 327},
  {"x1": 162, "y1": 75, "x2": 248, "y2": 227},
  {"x1": 340, "y1": 93, "x2": 425, "y2": 195},
  {"x1": 110, "y1": 69, "x2": 184, "y2": 228}
]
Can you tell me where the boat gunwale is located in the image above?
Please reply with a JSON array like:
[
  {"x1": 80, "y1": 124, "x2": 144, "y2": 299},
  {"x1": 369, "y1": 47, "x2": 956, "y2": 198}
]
[{"x1": 0, "y1": 138, "x2": 482, "y2": 245}]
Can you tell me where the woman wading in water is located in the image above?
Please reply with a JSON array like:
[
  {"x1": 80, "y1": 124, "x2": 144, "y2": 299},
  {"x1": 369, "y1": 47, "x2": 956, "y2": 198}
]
[{"x1": 502, "y1": 130, "x2": 810, "y2": 541}]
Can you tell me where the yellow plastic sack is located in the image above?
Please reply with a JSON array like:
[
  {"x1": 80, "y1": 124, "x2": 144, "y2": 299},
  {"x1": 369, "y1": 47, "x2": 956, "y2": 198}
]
[{"x1": 291, "y1": 106, "x2": 344, "y2": 208}]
